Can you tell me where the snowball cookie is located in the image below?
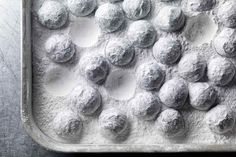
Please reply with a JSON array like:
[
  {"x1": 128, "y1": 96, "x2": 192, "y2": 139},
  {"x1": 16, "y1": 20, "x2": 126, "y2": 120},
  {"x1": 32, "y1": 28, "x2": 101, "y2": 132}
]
[
  {"x1": 206, "y1": 105, "x2": 235, "y2": 134},
  {"x1": 79, "y1": 54, "x2": 110, "y2": 84},
  {"x1": 153, "y1": 36, "x2": 182, "y2": 65},
  {"x1": 95, "y1": 3, "x2": 125, "y2": 33},
  {"x1": 127, "y1": 20, "x2": 157, "y2": 48},
  {"x1": 122, "y1": 0, "x2": 151, "y2": 20},
  {"x1": 189, "y1": 83, "x2": 217, "y2": 111},
  {"x1": 105, "y1": 38, "x2": 135, "y2": 66},
  {"x1": 37, "y1": 1, "x2": 68, "y2": 29},
  {"x1": 67, "y1": 0, "x2": 97, "y2": 17},
  {"x1": 70, "y1": 85, "x2": 101, "y2": 116},
  {"x1": 188, "y1": 0, "x2": 216, "y2": 12},
  {"x1": 136, "y1": 62, "x2": 165, "y2": 90},
  {"x1": 45, "y1": 34, "x2": 75, "y2": 63},
  {"x1": 217, "y1": 0, "x2": 236, "y2": 28},
  {"x1": 178, "y1": 53, "x2": 206, "y2": 82},
  {"x1": 155, "y1": 6, "x2": 186, "y2": 32},
  {"x1": 207, "y1": 57, "x2": 235, "y2": 86},
  {"x1": 131, "y1": 92, "x2": 162, "y2": 121},
  {"x1": 159, "y1": 78, "x2": 188, "y2": 109},
  {"x1": 53, "y1": 110, "x2": 83, "y2": 141},
  {"x1": 99, "y1": 108, "x2": 129, "y2": 141},
  {"x1": 157, "y1": 109, "x2": 185, "y2": 137},
  {"x1": 213, "y1": 28, "x2": 236, "y2": 58}
]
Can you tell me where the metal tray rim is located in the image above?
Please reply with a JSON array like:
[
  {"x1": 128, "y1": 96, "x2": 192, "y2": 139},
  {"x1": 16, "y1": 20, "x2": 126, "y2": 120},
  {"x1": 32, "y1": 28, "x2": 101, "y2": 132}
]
[{"x1": 21, "y1": 0, "x2": 236, "y2": 152}]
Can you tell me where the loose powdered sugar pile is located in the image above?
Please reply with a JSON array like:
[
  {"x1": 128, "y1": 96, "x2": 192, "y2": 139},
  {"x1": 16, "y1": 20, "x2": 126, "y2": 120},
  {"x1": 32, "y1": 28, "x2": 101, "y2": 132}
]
[{"x1": 31, "y1": 0, "x2": 236, "y2": 147}]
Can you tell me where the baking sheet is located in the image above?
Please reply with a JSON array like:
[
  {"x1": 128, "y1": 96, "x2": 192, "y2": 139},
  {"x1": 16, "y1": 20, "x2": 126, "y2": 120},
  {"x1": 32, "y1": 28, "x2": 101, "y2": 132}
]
[{"x1": 21, "y1": 0, "x2": 236, "y2": 152}]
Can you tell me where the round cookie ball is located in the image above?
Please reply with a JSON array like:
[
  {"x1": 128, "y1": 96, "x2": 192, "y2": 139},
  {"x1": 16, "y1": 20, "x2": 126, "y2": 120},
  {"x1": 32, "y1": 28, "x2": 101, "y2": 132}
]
[
  {"x1": 206, "y1": 105, "x2": 235, "y2": 134},
  {"x1": 136, "y1": 62, "x2": 165, "y2": 90},
  {"x1": 157, "y1": 109, "x2": 185, "y2": 138},
  {"x1": 67, "y1": 0, "x2": 97, "y2": 17},
  {"x1": 153, "y1": 36, "x2": 182, "y2": 65},
  {"x1": 95, "y1": 3, "x2": 125, "y2": 33},
  {"x1": 188, "y1": 0, "x2": 216, "y2": 12},
  {"x1": 99, "y1": 108, "x2": 129, "y2": 141},
  {"x1": 45, "y1": 34, "x2": 75, "y2": 63},
  {"x1": 155, "y1": 6, "x2": 186, "y2": 32},
  {"x1": 159, "y1": 78, "x2": 188, "y2": 109},
  {"x1": 79, "y1": 54, "x2": 110, "y2": 85},
  {"x1": 178, "y1": 53, "x2": 206, "y2": 82},
  {"x1": 207, "y1": 57, "x2": 235, "y2": 86},
  {"x1": 105, "y1": 38, "x2": 135, "y2": 66},
  {"x1": 189, "y1": 83, "x2": 217, "y2": 111},
  {"x1": 122, "y1": 0, "x2": 151, "y2": 20},
  {"x1": 213, "y1": 28, "x2": 236, "y2": 58},
  {"x1": 70, "y1": 85, "x2": 101, "y2": 116},
  {"x1": 127, "y1": 20, "x2": 157, "y2": 48},
  {"x1": 217, "y1": 0, "x2": 236, "y2": 28},
  {"x1": 131, "y1": 92, "x2": 162, "y2": 121},
  {"x1": 53, "y1": 110, "x2": 83, "y2": 141},
  {"x1": 37, "y1": 1, "x2": 68, "y2": 29}
]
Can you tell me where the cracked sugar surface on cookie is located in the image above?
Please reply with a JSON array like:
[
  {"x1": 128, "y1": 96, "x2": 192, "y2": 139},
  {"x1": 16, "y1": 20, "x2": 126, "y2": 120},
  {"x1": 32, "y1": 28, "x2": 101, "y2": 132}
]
[
  {"x1": 155, "y1": 6, "x2": 186, "y2": 32},
  {"x1": 207, "y1": 57, "x2": 235, "y2": 86},
  {"x1": 188, "y1": 0, "x2": 216, "y2": 12},
  {"x1": 131, "y1": 91, "x2": 162, "y2": 121},
  {"x1": 136, "y1": 62, "x2": 165, "y2": 91},
  {"x1": 159, "y1": 78, "x2": 188, "y2": 109},
  {"x1": 122, "y1": 0, "x2": 151, "y2": 20},
  {"x1": 70, "y1": 85, "x2": 102, "y2": 116},
  {"x1": 52, "y1": 110, "x2": 83, "y2": 141},
  {"x1": 178, "y1": 52, "x2": 206, "y2": 82},
  {"x1": 45, "y1": 34, "x2": 75, "y2": 63},
  {"x1": 213, "y1": 28, "x2": 236, "y2": 58},
  {"x1": 127, "y1": 20, "x2": 157, "y2": 48},
  {"x1": 79, "y1": 53, "x2": 110, "y2": 85},
  {"x1": 157, "y1": 109, "x2": 186, "y2": 138},
  {"x1": 67, "y1": 0, "x2": 97, "y2": 17},
  {"x1": 153, "y1": 36, "x2": 182, "y2": 65},
  {"x1": 105, "y1": 37, "x2": 135, "y2": 67},
  {"x1": 95, "y1": 3, "x2": 125, "y2": 33},
  {"x1": 37, "y1": 0, "x2": 68, "y2": 29},
  {"x1": 189, "y1": 82, "x2": 217, "y2": 111},
  {"x1": 206, "y1": 105, "x2": 235, "y2": 135}
]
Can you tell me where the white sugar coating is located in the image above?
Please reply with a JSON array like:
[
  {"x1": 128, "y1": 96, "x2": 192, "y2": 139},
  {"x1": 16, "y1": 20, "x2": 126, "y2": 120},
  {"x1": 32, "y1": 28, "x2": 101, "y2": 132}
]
[
  {"x1": 188, "y1": 0, "x2": 216, "y2": 12},
  {"x1": 45, "y1": 34, "x2": 75, "y2": 63},
  {"x1": 127, "y1": 20, "x2": 157, "y2": 48},
  {"x1": 206, "y1": 105, "x2": 235, "y2": 134},
  {"x1": 207, "y1": 57, "x2": 235, "y2": 86},
  {"x1": 131, "y1": 92, "x2": 162, "y2": 121},
  {"x1": 79, "y1": 54, "x2": 110, "y2": 85},
  {"x1": 157, "y1": 109, "x2": 186, "y2": 138},
  {"x1": 217, "y1": 0, "x2": 236, "y2": 28},
  {"x1": 95, "y1": 3, "x2": 125, "y2": 33},
  {"x1": 155, "y1": 6, "x2": 186, "y2": 32},
  {"x1": 183, "y1": 14, "x2": 218, "y2": 46},
  {"x1": 99, "y1": 108, "x2": 129, "y2": 141},
  {"x1": 178, "y1": 52, "x2": 206, "y2": 82},
  {"x1": 67, "y1": 0, "x2": 97, "y2": 17},
  {"x1": 37, "y1": 0, "x2": 68, "y2": 29},
  {"x1": 189, "y1": 83, "x2": 217, "y2": 111},
  {"x1": 53, "y1": 110, "x2": 83, "y2": 141},
  {"x1": 159, "y1": 78, "x2": 188, "y2": 109},
  {"x1": 70, "y1": 85, "x2": 101, "y2": 116},
  {"x1": 122, "y1": 0, "x2": 151, "y2": 20},
  {"x1": 105, "y1": 37, "x2": 135, "y2": 66},
  {"x1": 213, "y1": 28, "x2": 236, "y2": 58},
  {"x1": 136, "y1": 62, "x2": 165, "y2": 91},
  {"x1": 153, "y1": 36, "x2": 182, "y2": 65}
]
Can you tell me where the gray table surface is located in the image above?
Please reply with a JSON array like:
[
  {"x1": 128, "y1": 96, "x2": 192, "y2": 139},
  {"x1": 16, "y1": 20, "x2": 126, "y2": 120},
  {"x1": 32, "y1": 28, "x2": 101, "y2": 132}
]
[{"x1": 0, "y1": 1, "x2": 76, "y2": 156}]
